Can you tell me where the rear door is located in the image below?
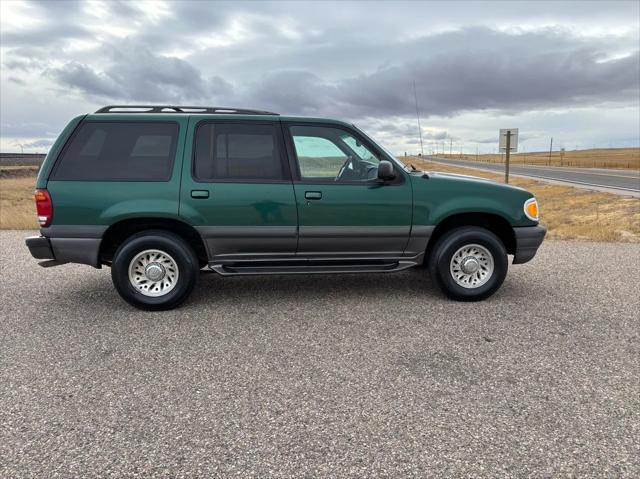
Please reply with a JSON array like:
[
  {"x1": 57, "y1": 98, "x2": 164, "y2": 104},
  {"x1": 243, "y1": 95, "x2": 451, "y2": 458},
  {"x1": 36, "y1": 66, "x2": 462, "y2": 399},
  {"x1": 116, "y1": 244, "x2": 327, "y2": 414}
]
[
  {"x1": 284, "y1": 123, "x2": 412, "y2": 258},
  {"x1": 47, "y1": 117, "x2": 185, "y2": 226},
  {"x1": 179, "y1": 117, "x2": 298, "y2": 262}
]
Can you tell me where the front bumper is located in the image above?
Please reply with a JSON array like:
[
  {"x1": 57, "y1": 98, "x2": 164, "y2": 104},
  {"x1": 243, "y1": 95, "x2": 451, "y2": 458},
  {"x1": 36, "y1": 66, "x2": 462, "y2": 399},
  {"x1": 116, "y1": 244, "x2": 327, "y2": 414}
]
[{"x1": 512, "y1": 225, "x2": 546, "y2": 264}]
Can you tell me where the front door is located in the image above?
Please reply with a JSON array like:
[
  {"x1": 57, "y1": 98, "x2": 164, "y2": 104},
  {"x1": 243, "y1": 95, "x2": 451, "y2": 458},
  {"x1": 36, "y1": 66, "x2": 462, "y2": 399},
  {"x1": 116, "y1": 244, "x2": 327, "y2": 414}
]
[
  {"x1": 285, "y1": 123, "x2": 412, "y2": 258},
  {"x1": 180, "y1": 118, "x2": 298, "y2": 262}
]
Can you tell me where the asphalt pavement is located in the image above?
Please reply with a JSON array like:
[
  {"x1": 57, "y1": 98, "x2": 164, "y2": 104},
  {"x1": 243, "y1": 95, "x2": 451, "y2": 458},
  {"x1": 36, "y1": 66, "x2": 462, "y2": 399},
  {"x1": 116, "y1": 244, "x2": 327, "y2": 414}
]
[
  {"x1": 1, "y1": 230, "x2": 639, "y2": 477},
  {"x1": 426, "y1": 156, "x2": 640, "y2": 196}
]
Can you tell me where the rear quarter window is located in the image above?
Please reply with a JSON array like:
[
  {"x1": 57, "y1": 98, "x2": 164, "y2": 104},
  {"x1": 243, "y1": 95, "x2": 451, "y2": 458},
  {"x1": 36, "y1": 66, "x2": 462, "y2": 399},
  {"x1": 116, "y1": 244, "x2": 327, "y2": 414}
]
[{"x1": 52, "y1": 121, "x2": 179, "y2": 181}]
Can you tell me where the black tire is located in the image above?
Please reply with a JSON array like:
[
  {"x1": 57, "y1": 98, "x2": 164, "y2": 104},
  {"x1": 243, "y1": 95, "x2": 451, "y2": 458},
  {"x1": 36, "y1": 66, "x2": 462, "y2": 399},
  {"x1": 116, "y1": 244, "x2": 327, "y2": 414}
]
[
  {"x1": 111, "y1": 230, "x2": 199, "y2": 311},
  {"x1": 428, "y1": 226, "x2": 508, "y2": 301}
]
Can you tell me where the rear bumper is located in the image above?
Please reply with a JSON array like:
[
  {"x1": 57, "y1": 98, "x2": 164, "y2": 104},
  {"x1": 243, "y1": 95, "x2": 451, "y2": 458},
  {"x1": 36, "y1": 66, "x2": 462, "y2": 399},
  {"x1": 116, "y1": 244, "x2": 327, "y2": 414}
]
[
  {"x1": 25, "y1": 235, "x2": 101, "y2": 268},
  {"x1": 512, "y1": 225, "x2": 546, "y2": 264},
  {"x1": 26, "y1": 236, "x2": 55, "y2": 260}
]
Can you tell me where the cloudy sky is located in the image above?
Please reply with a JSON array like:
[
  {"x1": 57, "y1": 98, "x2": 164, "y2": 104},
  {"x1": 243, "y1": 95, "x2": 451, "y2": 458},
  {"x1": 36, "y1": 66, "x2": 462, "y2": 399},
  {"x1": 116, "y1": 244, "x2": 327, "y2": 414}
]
[{"x1": 1, "y1": 0, "x2": 639, "y2": 154}]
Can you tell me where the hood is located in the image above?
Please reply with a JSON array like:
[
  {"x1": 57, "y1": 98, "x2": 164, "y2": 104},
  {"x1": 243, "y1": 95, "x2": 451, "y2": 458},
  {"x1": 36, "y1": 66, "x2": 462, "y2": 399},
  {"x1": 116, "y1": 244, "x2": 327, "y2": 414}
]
[{"x1": 414, "y1": 170, "x2": 528, "y2": 193}]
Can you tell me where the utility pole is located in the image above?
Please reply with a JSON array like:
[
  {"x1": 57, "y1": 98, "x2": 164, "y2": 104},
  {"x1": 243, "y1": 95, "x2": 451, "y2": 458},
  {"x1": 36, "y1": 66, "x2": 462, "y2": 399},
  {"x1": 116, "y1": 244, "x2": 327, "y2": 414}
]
[
  {"x1": 412, "y1": 80, "x2": 424, "y2": 156},
  {"x1": 449, "y1": 138, "x2": 453, "y2": 157},
  {"x1": 476, "y1": 144, "x2": 479, "y2": 162},
  {"x1": 548, "y1": 137, "x2": 553, "y2": 166},
  {"x1": 505, "y1": 130, "x2": 511, "y2": 184}
]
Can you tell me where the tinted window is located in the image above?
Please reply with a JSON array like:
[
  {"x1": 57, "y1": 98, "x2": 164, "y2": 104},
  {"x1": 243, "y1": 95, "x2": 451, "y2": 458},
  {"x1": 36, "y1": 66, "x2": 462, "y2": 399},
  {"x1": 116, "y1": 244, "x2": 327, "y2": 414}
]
[
  {"x1": 194, "y1": 123, "x2": 286, "y2": 181},
  {"x1": 290, "y1": 125, "x2": 381, "y2": 182},
  {"x1": 53, "y1": 122, "x2": 178, "y2": 181}
]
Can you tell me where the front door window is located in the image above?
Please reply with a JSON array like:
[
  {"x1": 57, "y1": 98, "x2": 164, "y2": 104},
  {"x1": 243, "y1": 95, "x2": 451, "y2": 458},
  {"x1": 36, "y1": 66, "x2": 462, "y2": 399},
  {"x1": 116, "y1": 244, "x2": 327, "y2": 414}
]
[{"x1": 290, "y1": 125, "x2": 381, "y2": 182}]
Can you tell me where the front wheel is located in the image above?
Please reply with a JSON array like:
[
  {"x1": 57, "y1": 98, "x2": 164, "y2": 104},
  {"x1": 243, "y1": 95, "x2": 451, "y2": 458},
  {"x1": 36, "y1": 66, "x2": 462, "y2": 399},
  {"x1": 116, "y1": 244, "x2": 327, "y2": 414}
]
[
  {"x1": 111, "y1": 230, "x2": 199, "y2": 311},
  {"x1": 428, "y1": 226, "x2": 508, "y2": 301}
]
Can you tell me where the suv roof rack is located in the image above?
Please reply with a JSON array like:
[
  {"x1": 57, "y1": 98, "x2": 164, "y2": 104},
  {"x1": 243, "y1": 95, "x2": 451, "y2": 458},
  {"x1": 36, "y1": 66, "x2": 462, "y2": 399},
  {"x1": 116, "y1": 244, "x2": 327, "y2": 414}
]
[{"x1": 95, "y1": 105, "x2": 279, "y2": 115}]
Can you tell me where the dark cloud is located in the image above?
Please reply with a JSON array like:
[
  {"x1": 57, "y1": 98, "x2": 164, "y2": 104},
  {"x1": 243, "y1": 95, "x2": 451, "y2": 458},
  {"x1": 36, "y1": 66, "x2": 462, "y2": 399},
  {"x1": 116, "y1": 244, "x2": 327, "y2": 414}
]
[
  {"x1": 208, "y1": 76, "x2": 234, "y2": 99},
  {"x1": 48, "y1": 62, "x2": 120, "y2": 98},
  {"x1": 0, "y1": 1, "x2": 90, "y2": 47},
  {"x1": 241, "y1": 37, "x2": 638, "y2": 118},
  {"x1": 47, "y1": 40, "x2": 210, "y2": 102},
  {"x1": 0, "y1": 0, "x2": 164, "y2": 48},
  {"x1": 40, "y1": 30, "x2": 639, "y2": 119},
  {"x1": 2, "y1": 1, "x2": 638, "y2": 152},
  {"x1": 424, "y1": 131, "x2": 449, "y2": 141},
  {"x1": 8, "y1": 77, "x2": 27, "y2": 86},
  {"x1": 243, "y1": 71, "x2": 337, "y2": 114},
  {"x1": 5, "y1": 1, "x2": 638, "y2": 119},
  {"x1": 331, "y1": 47, "x2": 640, "y2": 118},
  {"x1": 3, "y1": 54, "x2": 43, "y2": 72}
]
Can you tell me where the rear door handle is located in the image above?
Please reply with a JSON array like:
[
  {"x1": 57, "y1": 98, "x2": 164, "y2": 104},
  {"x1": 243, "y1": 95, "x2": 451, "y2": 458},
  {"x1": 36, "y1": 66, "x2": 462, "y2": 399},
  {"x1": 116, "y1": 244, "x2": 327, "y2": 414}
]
[
  {"x1": 191, "y1": 190, "x2": 210, "y2": 199},
  {"x1": 305, "y1": 191, "x2": 322, "y2": 200}
]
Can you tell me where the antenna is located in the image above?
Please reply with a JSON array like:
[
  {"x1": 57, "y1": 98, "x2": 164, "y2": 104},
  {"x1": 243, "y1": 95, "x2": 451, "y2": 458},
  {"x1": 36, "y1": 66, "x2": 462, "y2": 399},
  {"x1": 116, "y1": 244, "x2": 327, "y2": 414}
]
[{"x1": 413, "y1": 80, "x2": 424, "y2": 156}]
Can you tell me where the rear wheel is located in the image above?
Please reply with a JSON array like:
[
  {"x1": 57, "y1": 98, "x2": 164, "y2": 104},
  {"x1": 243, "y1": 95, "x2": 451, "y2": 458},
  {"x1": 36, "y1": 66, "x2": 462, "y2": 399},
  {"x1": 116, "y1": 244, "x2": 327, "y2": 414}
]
[
  {"x1": 428, "y1": 226, "x2": 507, "y2": 301},
  {"x1": 111, "y1": 230, "x2": 198, "y2": 310}
]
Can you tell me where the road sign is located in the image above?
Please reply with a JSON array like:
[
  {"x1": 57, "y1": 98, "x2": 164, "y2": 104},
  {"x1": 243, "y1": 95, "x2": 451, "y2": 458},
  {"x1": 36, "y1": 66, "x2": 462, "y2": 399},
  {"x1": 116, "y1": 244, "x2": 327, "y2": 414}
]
[
  {"x1": 499, "y1": 128, "x2": 518, "y2": 184},
  {"x1": 499, "y1": 128, "x2": 518, "y2": 152}
]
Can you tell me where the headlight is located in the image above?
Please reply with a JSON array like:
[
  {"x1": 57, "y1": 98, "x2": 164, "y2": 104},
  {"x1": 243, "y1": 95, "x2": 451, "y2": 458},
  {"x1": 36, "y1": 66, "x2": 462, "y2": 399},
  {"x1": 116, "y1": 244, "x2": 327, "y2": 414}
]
[{"x1": 524, "y1": 197, "x2": 539, "y2": 221}]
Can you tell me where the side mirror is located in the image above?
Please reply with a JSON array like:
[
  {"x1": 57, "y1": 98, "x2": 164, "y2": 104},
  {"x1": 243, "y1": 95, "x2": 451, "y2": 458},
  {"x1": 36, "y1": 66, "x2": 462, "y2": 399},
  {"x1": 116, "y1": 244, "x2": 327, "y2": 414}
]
[{"x1": 377, "y1": 160, "x2": 395, "y2": 181}]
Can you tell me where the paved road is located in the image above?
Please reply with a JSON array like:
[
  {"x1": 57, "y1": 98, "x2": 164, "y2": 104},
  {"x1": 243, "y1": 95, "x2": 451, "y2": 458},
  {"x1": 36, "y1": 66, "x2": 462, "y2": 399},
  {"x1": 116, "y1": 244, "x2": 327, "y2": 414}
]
[
  {"x1": 426, "y1": 156, "x2": 640, "y2": 196},
  {"x1": 1, "y1": 231, "x2": 639, "y2": 477}
]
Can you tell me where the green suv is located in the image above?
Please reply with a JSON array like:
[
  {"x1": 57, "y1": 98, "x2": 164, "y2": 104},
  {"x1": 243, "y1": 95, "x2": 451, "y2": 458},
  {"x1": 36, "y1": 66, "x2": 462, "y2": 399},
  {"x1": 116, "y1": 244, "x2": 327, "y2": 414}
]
[{"x1": 26, "y1": 105, "x2": 546, "y2": 310}]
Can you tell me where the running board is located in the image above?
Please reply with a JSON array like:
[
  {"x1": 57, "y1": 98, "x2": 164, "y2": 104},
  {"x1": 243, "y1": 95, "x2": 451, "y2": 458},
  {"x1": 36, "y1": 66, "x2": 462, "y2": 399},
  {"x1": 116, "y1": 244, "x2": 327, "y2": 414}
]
[{"x1": 209, "y1": 260, "x2": 418, "y2": 276}]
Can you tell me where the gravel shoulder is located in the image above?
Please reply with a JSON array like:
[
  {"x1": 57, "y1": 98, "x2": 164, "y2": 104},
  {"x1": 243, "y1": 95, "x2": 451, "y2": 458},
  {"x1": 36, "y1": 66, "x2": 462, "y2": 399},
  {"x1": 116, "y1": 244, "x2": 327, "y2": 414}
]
[{"x1": 1, "y1": 231, "x2": 639, "y2": 477}]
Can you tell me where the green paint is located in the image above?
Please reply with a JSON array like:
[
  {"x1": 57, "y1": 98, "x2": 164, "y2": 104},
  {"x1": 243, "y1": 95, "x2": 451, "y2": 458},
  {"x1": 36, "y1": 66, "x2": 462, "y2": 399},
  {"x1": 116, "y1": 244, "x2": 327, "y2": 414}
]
[{"x1": 39, "y1": 112, "x2": 537, "y2": 234}]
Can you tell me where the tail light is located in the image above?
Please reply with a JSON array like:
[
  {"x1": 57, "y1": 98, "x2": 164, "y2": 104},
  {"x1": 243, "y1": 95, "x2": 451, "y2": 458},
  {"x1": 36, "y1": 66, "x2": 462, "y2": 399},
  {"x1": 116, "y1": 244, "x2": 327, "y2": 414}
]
[{"x1": 34, "y1": 189, "x2": 53, "y2": 227}]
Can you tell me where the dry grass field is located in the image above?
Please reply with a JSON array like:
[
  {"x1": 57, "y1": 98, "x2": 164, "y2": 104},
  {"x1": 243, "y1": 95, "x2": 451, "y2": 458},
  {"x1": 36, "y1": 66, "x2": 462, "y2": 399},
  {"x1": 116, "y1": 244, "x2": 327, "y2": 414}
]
[
  {"x1": 1, "y1": 162, "x2": 639, "y2": 242},
  {"x1": 0, "y1": 167, "x2": 39, "y2": 229},
  {"x1": 440, "y1": 147, "x2": 640, "y2": 169}
]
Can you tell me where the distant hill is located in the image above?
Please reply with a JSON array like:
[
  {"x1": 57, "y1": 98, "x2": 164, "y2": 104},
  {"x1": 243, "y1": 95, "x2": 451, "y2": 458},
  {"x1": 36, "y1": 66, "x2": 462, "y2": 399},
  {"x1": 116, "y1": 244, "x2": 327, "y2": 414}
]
[{"x1": 0, "y1": 153, "x2": 46, "y2": 167}]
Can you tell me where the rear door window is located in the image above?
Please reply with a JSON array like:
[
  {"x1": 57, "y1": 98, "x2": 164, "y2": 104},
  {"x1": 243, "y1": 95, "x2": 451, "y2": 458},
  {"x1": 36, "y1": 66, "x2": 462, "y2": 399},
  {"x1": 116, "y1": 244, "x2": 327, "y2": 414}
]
[
  {"x1": 193, "y1": 122, "x2": 287, "y2": 181},
  {"x1": 52, "y1": 122, "x2": 178, "y2": 181}
]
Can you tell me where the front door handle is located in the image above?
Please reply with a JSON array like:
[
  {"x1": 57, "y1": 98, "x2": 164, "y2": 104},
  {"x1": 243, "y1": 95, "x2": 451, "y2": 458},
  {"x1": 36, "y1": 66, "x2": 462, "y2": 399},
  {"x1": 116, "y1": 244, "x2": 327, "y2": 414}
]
[
  {"x1": 191, "y1": 190, "x2": 210, "y2": 199},
  {"x1": 305, "y1": 191, "x2": 322, "y2": 200}
]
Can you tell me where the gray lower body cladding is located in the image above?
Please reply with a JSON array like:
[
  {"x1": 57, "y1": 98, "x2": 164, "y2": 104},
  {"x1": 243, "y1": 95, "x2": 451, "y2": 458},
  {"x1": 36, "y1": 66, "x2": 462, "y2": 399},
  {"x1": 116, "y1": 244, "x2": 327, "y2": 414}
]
[
  {"x1": 25, "y1": 236, "x2": 54, "y2": 260},
  {"x1": 195, "y1": 226, "x2": 297, "y2": 260},
  {"x1": 25, "y1": 223, "x2": 543, "y2": 270},
  {"x1": 196, "y1": 225, "x2": 434, "y2": 264},
  {"x1": 512, "y1": 225, "x2": 546, "y2": 264},
  {"x1": 296, "y1": 225, "x2": 411, "y2": 255},
  {"x1": 25, "y1": 225, "x2": 106, "y2": 268}
]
